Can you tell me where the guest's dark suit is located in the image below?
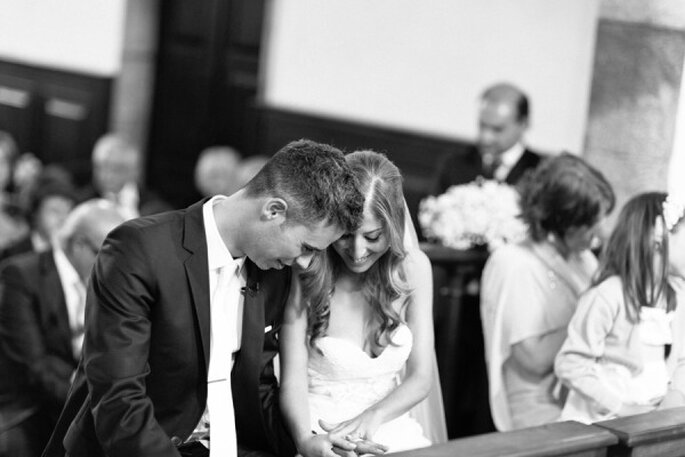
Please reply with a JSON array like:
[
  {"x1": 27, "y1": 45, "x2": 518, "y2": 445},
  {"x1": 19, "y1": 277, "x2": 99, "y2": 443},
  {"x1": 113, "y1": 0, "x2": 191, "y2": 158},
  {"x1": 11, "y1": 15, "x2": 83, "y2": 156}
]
[
  {"x1": 42, "y1": 200, "x2": 295, "y2": 457},
  {"x1": 0, "y1": 234, "x2": 33, "y2": 263},
  {"x1": 433, "y1": 145, "x2": 543, "y2": 195},
  {"x1": 0, "y1": 250, "x2": 77, "y2": 456}
]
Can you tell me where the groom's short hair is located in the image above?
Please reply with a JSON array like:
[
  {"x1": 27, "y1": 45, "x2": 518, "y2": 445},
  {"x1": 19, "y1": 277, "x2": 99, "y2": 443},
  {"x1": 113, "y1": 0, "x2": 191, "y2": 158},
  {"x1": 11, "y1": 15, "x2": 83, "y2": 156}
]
[{"x1": 244, "y1": 139, "x2": 364, "y2": 233}]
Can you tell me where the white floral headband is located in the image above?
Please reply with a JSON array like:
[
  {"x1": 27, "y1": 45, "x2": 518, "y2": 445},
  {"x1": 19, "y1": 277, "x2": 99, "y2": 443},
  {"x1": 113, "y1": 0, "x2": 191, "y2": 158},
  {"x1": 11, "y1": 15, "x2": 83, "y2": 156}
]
[{"x1": 664, "y1": 194, "x2": 685, "y2": 232}]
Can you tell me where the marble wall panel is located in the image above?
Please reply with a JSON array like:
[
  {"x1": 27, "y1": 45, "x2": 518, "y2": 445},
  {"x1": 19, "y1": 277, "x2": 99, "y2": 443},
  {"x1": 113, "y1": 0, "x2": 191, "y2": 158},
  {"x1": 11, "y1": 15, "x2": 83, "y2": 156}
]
[
  {"x1": 584, "y1": 20, "x2": 685, "y2": 225},
  {"x1": 109, "y1": 0, "x2": 159, "y2": 162},
  {"x1": 600, "y1": 0, "x2": 685, "y2": 30}
]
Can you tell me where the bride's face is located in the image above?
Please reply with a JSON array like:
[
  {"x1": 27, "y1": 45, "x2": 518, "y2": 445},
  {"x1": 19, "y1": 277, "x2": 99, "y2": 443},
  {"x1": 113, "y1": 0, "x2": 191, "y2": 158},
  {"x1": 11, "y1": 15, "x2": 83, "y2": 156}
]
[{"x1": 333, "y1": 208, "x2": 390, "y2": 274}]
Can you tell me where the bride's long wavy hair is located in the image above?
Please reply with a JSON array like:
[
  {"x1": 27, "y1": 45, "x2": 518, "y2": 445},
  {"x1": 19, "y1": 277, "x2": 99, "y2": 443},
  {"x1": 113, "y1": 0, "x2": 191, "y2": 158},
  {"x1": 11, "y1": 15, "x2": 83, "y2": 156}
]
[{"x1": 300, "y1": 150, "x2": 411, "y2": 348}]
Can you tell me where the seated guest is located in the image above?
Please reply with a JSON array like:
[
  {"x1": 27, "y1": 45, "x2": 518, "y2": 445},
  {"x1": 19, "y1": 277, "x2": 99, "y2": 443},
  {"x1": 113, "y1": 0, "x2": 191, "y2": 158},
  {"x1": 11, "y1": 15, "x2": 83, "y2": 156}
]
[
  {"x1": 556, "y1": 192, "x2": 685, "y2": 423},
  {"x1": 0, "y1": 199, "x2": 125, "y2": 457},
  {"x1": 0, "y1": 131, "x2": 19, "y2": 196},
  {"x1": 0, "y1": 167, "x2": 77, "y2": 261},
  {"x1": 0, "y1": 131, "x2": 29, "y2": 250},
  {"x1": 433, "y1": 82, "x2": 543, "y2": 196},
  {"x1": 194, "y1": 145, "x2": 242, "y2": 197},
  {"x1": 11, "y1": 152, "x2": 44, "y2": 212},
  {"x1": 480, "y1": 153, "x2": 615, "y2": 431},
  {"x1": 81, "y1": 133, "x2": 172, "y2": 219}
]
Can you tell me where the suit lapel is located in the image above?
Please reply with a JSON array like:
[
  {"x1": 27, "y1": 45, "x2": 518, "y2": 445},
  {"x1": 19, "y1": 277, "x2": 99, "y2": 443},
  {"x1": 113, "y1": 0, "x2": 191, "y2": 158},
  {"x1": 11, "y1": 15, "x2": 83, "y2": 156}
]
[
  {"x1": 506, "y1": 149, "x2": 539, "y2": 185},
  {"x1": 182, "y1": 199, "x2": 212, "y2": 369},
  {"x1": 39, "y1": 251, "x2": 73, "y2": 360}
]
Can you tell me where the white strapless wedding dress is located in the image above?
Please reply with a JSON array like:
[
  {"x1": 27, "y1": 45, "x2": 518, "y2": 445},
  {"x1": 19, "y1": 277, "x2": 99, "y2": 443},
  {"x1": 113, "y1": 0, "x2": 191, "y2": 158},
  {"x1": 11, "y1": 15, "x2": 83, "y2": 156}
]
[{"x1": 307, "y1": 324, "x2": 431, "y2": 453}]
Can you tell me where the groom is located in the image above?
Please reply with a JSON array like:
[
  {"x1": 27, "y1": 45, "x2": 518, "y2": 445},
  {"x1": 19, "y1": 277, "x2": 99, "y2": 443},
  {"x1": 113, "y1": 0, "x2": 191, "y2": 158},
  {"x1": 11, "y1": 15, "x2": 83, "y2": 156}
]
[{"x1": 42, "y1": 139, "x2": 364, "y2": 457}]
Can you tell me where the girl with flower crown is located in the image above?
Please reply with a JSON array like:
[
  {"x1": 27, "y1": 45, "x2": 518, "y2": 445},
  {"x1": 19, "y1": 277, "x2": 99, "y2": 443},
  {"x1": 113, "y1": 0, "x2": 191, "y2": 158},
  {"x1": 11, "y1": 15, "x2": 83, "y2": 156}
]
[{"x1": 555, "y1": 192, "x2": 685, "y2": 423}]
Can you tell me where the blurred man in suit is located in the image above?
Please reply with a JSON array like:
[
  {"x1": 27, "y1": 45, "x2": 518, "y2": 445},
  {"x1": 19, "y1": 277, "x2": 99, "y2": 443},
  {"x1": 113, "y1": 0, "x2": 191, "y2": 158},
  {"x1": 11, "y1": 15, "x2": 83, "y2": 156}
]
[
  {"x1": 429, "y1": 83, "x2": 544, "y2": 437},
  {"x1": 81, "y1": 133, "x2": 172, "y2": 219},
  {"x1": 433, "y1": 82, "x2": 543, "y2": 195},
  {"x1": 42, "y1": 139, "x2": 364, "y2": 457},
  {"x1": 0, "y1": 199, "x2": 125, "y2": 457}
]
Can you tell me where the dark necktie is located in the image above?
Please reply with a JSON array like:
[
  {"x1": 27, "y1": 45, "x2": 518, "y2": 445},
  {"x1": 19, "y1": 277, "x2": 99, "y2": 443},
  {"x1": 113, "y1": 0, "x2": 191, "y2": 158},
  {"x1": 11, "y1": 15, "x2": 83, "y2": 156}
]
[{"x1": 483, "y1": 156, "x2": 501, "y2": 180}]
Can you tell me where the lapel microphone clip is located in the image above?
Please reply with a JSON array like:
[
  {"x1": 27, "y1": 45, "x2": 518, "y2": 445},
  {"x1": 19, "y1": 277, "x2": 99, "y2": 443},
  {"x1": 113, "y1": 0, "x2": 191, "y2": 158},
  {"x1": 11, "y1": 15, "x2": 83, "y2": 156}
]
[{"x1": 241, "y1": 282, "x2": 260, "y2": 297}]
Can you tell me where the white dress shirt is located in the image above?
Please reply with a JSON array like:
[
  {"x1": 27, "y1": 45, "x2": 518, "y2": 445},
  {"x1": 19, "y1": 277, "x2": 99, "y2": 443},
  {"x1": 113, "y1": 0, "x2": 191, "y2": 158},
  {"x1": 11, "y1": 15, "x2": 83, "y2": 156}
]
[
  {"x1": 53, "y1": 247, "x2": 86, "y2": 359},
  {"x1": 204, "y1": 195, "x2": 246, "y2": 359},
  {"x1": 494, "y1": 142, "x2": 525, "y2": 182},
  {"x1": 189, "y1": 195, "x2": 246, "y2": 455},
  {"x1": 31, "y1": 231, "x2": 50, "y2": 252},
  {"x1": 108, "y1": 182, "x2": 140, "y2": 220}
]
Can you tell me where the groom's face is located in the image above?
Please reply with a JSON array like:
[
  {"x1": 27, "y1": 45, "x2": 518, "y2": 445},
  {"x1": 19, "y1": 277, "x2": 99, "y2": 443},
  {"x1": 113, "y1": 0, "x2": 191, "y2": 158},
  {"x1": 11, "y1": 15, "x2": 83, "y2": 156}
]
[{"x1": 250, "y1": 218, "x2": 343, "y2": 271}]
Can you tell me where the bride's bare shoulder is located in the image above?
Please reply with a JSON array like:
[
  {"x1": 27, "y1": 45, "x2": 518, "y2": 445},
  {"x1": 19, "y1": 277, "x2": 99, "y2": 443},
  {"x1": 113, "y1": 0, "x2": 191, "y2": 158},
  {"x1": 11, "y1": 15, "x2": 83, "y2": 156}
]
[{"x1": 403, "y1": 248, "x2": 431, "y2": 284}]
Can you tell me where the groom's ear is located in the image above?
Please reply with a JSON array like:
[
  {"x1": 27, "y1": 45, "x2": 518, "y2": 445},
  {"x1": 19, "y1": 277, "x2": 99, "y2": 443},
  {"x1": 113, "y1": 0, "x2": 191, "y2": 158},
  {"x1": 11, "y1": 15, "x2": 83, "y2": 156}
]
[{"x1": 261, "y1": 198, "x2": 288, "y2": 222}]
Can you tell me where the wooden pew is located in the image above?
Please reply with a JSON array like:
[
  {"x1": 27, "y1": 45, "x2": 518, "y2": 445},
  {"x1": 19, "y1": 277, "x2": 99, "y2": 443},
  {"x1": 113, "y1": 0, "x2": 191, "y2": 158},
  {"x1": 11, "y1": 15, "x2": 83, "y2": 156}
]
[
  {"x1": 595, "y1": 407, "x2": 685, "y2": 457},
  {"x1": 386, "y1": 421, "x2": 618, "y2": 457}
]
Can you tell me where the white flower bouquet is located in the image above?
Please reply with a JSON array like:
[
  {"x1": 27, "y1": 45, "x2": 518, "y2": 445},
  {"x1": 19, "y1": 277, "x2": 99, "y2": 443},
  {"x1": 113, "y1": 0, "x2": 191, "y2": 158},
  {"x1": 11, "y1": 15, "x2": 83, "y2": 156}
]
[{"x1": 419, "y1": 179, "x2": 528, "y2": 251}]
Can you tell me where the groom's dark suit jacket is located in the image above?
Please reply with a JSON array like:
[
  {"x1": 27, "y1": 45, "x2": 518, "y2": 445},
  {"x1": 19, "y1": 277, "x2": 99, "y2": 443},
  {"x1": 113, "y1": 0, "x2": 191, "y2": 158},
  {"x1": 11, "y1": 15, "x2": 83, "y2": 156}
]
[{"x1": 42, "y1": 200, "x2": 294, "y2": 457}]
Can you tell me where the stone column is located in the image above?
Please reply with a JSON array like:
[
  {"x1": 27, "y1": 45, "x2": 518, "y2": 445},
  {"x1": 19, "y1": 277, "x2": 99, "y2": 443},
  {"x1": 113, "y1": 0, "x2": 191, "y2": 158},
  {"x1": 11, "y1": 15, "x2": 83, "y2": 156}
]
[
  {"x1": 584, "y1": 0, "x2": 685, "y2": 219},
  {"x1": 109, "y1": 0, "x2": 159, "y2": 170}
]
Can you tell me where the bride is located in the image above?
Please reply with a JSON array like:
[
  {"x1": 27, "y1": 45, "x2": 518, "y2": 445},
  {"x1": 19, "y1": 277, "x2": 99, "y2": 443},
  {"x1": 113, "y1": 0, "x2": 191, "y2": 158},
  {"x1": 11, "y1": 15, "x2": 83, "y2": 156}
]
[{"x1": 279, "y1": 150, "x2": 445, "y2": 457}]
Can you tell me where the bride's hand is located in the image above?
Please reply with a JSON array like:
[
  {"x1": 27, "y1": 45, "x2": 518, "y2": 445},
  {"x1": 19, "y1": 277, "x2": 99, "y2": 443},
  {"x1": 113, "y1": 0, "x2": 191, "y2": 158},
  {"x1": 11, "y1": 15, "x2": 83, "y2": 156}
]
[
  {"x1": 319, "y1": 415, "x2": 388, "y2": 455},
  {"x1": 297, "y1": 433, "x2": 346, "y2": 457}
]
